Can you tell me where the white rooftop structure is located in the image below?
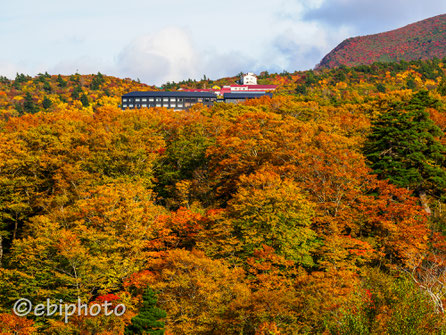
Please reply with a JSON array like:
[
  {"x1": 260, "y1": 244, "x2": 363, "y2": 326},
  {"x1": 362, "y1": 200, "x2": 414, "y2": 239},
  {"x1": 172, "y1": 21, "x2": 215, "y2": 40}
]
[{"x1": 241, "y1": 72, "x2": 257, "y2": 85}]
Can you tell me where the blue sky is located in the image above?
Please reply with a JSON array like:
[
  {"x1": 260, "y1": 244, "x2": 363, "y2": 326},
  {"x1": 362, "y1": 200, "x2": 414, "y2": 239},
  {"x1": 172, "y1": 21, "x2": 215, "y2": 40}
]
[{"x1": 1, "y1": 0, "x2": 445, "y2": 85}]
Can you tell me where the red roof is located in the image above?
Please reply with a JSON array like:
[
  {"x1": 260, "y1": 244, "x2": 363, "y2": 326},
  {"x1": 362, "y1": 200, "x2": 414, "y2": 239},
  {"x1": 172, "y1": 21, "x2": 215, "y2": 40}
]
[
  {"x1": 247, "y1": 85, "x2": 277, "y2": 89},
  {"x1": 225, "y1": 85, "x2": 277, "y2": 90},
  {"x1": 181, "y1": 89, "x2": 214, "y2": 92},
  {"x1": 180, "y1": 85, "x2": 277, "y2": 94}
]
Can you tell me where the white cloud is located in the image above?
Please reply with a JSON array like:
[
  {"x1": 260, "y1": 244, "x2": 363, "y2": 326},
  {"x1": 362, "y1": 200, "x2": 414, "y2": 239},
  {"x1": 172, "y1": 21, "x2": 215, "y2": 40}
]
[
  {"x1": 1, "y1": 0, "x2": 444, "y2": 84},
  {"x1": 116, "y1": 27, "x2": 265, "y2": 85},
  {"x1": 117, "y1": 27, "x2": 201, "y2": 85},
  {"x1": 0, "y1": 61, "x2": 21, "y2": 79},
  {"x1": 267, "y1": 1, "x2": 355, "y2": 71},
  {"x1": 201, "y1": 50, "x2": 259, "y2": 80}
]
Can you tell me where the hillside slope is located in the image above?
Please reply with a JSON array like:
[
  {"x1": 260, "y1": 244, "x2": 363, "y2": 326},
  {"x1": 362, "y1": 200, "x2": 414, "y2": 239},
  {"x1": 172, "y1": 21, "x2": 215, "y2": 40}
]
[
  {"x1": 0, "y1": 72, "x2": 153, "y2": 117},
  {"x1": 316, "y1": 14, "x2": 446, "y2": 69},
  {"x1": 2, "y1": 60, "x2": 446, "y2": 333}
]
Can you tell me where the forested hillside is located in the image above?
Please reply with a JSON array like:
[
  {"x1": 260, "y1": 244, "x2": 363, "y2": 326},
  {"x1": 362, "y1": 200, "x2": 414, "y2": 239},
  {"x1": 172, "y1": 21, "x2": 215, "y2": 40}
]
[
  {"x1": 1, "y1": 58, "x2": 446, "y2": 334},
  {"x1": 0, "y1": 72, "x2": 152, "y2": 117},
  {"x1": 316, "y1": 14, "x2": 446, "y2": 69}
]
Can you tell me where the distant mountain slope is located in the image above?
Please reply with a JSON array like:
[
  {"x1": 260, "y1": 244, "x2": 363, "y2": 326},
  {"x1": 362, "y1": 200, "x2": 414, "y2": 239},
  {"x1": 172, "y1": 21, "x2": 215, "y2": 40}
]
[
  {"x1": 316, "y1": 14, "x2": 446, "y2": 69},
  {"x1": 0, "y1": 73, "x2": 153, "y2": 117}
]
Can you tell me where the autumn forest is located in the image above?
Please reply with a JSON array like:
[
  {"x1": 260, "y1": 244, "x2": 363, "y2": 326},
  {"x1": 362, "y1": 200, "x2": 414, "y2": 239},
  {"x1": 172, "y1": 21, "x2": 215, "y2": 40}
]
[{"x1": 1, "y1": 58, "x2": 446, "y2": 334}]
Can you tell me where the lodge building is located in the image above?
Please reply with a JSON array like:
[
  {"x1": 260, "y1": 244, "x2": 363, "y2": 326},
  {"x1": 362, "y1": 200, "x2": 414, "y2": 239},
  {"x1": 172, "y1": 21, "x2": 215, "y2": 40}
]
[
  {"x1": 121, "y1": 91, "x2": 272, "y2": 110},
  {"x1": 223, "y1": 92, "x2": 272, "y2": 104},
  {"x1": 121, "y1": 91, "x2": 217, "y2": 111}
]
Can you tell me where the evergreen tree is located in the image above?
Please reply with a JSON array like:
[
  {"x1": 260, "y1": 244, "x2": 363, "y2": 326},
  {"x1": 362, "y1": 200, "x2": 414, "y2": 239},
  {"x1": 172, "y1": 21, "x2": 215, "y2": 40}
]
[
  {"x1": 23, "y1": 92, "x2": 38, "y2": 114},
  {"x1": 14, "y1": 103, "x2": 24, "y2": 116},
  {"x1": 296, "y1": 84, "x2": 307, "y2": 95},
  {"x1": 364, "y1": 91, "x2": 446, "y2": 200},
  {"x1": 90, "y1": 72, "x2": 105, "y2": 90},
  {"x1": 0, "y1": 76, "x2": 10, "y2": 84},
  {"x1": 43, "y1": 80, "x2": 52, "y2": 93},
  {"x1": 35, "y1": 73, "x2": 46, "y2": 83},
  {"x1": 57, "y1": 74, "x2": 67, "y2": 88},
  {"x1": 305, "y1": 70, "x2": 317, "y2": 85},
  {"x1": 334, "y1": 69, "x2": 346, "y2": 82},
  {"x1": 14, "y1": 73, "x2": 29, "y2": 84},
  {"x1": 125, "y1": 287, "x2": 166, "y2": 335},
  {"x1": 71, "y1": 85, "x2": 82, "y2": 99},
  {"x1": 13, "y1": 73, "x2": 29, "y2": 89},
  {"x1": 70, "y1": 74, "x2": 80, "y2": 83},
  {"x1": 42, "y1": 96, "x2": 52, "y2": 109},
  {"x1": 90, "y1": 78, "x2": 100, "y2": 90},
  {"x1": 80, "y1": 94, "x2": 89, "y2": 107},
  {"x1": 96, "y1": 71, "x2": 104, "y2": 81},
  {"x1": 406, "y1": 77, "x2": 416, "y2": 90},
  {"x1": 376, "y1": 83, "x2": 386, "y2": 93},
  {"x1": 437, "y1": 77, "x2": 446, "y2": 96}
]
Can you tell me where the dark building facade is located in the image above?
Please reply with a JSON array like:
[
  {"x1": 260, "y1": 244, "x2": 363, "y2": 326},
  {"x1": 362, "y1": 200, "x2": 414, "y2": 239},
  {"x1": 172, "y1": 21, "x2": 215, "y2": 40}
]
[
  {"x1": 121, "y1": 91, "x2": 272, "y2": 110},
  {"x1": 121, "y1": 91, "x2": 217, "y2": 110},
  {"x1": 221, "y1": 92, "x2": 273, "y2": 104}
]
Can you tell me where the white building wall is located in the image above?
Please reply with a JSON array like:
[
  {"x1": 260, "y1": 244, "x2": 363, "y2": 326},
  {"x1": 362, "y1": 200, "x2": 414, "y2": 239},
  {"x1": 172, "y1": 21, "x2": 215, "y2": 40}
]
[{"x1": 242, "y1": 73, "x2": 257, "y2": 85}]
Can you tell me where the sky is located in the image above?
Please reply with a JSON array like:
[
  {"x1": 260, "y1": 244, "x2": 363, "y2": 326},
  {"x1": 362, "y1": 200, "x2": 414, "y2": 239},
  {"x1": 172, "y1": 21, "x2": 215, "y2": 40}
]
[{"x1": 1, "y1": 0, "x2": 445, "y2": 85}]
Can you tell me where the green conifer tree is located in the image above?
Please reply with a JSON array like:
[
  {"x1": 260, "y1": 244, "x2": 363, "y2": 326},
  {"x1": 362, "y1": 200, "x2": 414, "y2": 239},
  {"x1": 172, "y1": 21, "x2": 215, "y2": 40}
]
[
  {"x1": 23, "y1": 92, "x2": 38, "y2": 114},
  {"x1": 0, "y1": 76, "x2": 10, "y2": 84},
  {"x1": 71, "y1": 85, "x2": 82, "y2": 99},
  {"x1": 406, "y1": 77, "x2": 416, "y2": 90},
  {"x1": 295, "y1": 84, "x2": 307, "y2": 95},
  {"x1": 437, "y1": 77, "x2": 446, "y2": 96},
  {"x1": 376, "y1": 83, "x2": 386, "y2": 93},
  {"x1": 90, "y1": 72, "x2": 105, "y2": 90},
  {"x1": 43, "y1": 80, "x2": 52, "y2": 93},
  {"x1": 80, "y1": 94, "x2": 89, "y2": 107},
  {"x1": 42, "y1": 96, "x2": 52, "y2": 109},
  {"x1": 125, "y1": 287, "x2": 166, "y2": 335},
  {"x1": 364, "y1": 91, "x2": 446, "y2": 201},
  {"x1": 57, "y1": 74, "x2": 67, "y2": 88}
]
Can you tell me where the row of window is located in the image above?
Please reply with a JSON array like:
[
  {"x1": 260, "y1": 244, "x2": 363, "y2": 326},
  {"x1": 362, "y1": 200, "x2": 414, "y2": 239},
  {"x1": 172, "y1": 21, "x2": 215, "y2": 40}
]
[
  {"x1": 123, "y1": 103, "x2": 185, "y2": 108},
  {"x1": 123, "y1": 97, "x2": 214, "y2": 103}
]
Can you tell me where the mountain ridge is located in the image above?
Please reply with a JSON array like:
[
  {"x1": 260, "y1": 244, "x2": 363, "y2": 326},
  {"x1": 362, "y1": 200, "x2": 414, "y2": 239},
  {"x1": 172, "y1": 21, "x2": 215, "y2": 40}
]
[{"x1": 316, "y1": 14, "x2": 446, "y2": 69}]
